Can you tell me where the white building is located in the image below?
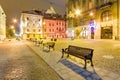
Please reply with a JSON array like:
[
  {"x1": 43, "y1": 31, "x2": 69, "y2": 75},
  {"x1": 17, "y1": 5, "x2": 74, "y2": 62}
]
[
  {"x1": 20, "y1": 10, "x2": 43, "y2": 39},
  {"x1": 0, "y1": 5, "x2": 6, "y2": 40}
]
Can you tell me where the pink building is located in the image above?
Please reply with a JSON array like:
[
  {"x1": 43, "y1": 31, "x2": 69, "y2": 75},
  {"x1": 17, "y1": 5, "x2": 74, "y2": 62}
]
[{"x1": 43, "y1": 15, "x2": 66, "y2": 39}]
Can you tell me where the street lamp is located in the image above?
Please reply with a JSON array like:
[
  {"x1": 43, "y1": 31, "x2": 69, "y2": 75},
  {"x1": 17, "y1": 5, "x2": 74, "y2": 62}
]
[
  {"x1": 13, "y1": 18, "x2": 17, "y2": 24},
  {"x1": 12, "y1": 18, "x2": 19, "y2": 38},
  {"x1": 75, "y1": 9, "x2": 81, "y2": 16},
  {"x1": 90, "y1": 12, "x2": 94, "y2": 16}
]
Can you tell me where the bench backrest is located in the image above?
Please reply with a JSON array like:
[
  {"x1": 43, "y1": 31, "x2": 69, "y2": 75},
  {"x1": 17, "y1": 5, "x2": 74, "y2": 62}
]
[
  {"x1": 38, "y1": 40, "x2": 43, "y2": 43},
  {"x1": 68, "y1": 45, "x2": 94, "y2": 58},
  {"x1": 47, "y1": 42, "x2": 55, "y2": 47}
]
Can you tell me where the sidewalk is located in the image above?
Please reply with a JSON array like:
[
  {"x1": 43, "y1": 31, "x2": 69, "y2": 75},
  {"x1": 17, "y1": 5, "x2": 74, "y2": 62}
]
[{"x1": 25, "y1": 41, "x2": 120, "y2": 80}]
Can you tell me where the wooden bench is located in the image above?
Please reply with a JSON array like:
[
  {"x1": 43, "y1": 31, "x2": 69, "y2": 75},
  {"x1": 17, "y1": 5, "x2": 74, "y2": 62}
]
[
  {"x1": 61, "y1": 45, "x2": 94, "y2": 69},
  {"x1": 43, "y1": 42, "x2": 55, "y2": 51},
  {"x1": 35, "y1": 40, "x2": 43, "y2": 46}
]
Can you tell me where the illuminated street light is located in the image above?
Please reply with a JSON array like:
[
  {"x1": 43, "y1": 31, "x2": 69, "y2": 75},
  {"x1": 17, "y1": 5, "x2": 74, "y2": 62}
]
[
  {"x1": 75, "y1": 9, "x2": 81, "y2": 16},
  {"x1": 90, "y1": 12, "x2": 93, "y2": 16},
  {"x1": 13, "y1": 18, "x2": 17, "y2": 23},
  {"x1": 10, "y1": 25, "x2": 14, "y2": 29}
]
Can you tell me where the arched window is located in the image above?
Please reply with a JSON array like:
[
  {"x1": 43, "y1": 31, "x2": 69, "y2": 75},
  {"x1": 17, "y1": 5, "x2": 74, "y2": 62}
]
[{"x1": 101, "y1": 10, "x2": 112, "y2": 22}]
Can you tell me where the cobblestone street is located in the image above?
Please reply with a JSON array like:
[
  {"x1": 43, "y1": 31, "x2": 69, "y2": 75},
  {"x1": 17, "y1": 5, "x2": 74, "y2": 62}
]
[{"x1": 0, "y1": 40, "x2": 62, "y2": 80}]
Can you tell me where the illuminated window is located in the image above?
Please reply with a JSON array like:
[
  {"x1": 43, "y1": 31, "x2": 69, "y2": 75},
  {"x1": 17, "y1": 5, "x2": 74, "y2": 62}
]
[
  {"x1": 27, "y1": 34, "x2": 30, "y2": 38},
  {"x1": 101, "y1": 10, "x2": 112, "y2": 22}
]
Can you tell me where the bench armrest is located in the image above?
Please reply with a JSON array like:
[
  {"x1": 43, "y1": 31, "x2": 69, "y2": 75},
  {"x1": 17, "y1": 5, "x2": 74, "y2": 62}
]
[
  {"x1": 61, "y1": 48, "x2": 68, "y2": 58},
  {"x1": 64, "y1": 48, "x2": 68, "y2": 53}
]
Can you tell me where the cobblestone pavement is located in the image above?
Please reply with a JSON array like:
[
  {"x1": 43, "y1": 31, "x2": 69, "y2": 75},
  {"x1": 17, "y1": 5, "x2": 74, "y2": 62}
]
[
  {"x1": 0, "y1": 39, "x2": 63, "y2": 80},
  {"x1": 25, "y1": 39, "x2": 120, "y2": 80}
]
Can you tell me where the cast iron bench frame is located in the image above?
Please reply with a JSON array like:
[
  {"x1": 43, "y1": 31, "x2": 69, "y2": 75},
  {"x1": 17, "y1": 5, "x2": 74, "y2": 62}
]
[
  {"x1": 43, "y1": 42, "x2": 55, "y2": 51},
  {"x1": 61, "y1": 45, "x2": 94, "y2": 69},
  {"x1": 36, "y1": 40, "x2": 43, "y2": 46}
]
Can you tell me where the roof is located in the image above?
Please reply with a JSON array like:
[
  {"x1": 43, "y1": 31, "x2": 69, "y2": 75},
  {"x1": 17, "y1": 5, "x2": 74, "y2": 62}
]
[
  {"x1": 21, "y1": 9, "x2": 65, "y2": 20},
  {"x1": 22, "y1": 10, "x2": 43, "y2": 15}
]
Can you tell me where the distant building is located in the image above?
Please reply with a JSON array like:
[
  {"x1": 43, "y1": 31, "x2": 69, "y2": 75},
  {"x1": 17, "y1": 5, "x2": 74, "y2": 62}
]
[
  {"x1": 66, "y1": 0, "x2": 120, "y2": 40},
  {"x1": 0, "y1": 5, "x2": 6, "y2": 40},
  {"x1": 20, "y1": 7, "x2": 66, "y2": 39},
  {"x1": 20, "y1": 10, "x2": 43, "y2": 39},
  {"x1": 43, "y1": 14, "x2": 66, "y2": 38}
]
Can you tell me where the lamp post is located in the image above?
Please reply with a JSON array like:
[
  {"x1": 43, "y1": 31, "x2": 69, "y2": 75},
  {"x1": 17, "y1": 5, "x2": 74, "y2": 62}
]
[{"x1": 12, "y1": 18, "x2": 18, "y2": 34}]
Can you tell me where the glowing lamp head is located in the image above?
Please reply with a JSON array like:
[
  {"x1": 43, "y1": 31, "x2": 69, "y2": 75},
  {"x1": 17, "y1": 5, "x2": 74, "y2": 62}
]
[
  {"x1": 13, "y1": 19, "x2": 17, "y2": 23},
  {"x1": 75, "y1": 9, "x2": 81, "y2": 15}
]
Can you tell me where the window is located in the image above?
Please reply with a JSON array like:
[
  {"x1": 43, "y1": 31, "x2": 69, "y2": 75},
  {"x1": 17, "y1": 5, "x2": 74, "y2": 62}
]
[
  {"x1": 52, "y1": 29, "x2": 54, "y2": 32},
  {"x1": 56, "y1": 22, "x2": 58, "y2": 25},
  {"x1": 33, "y1": 29, "x2": 36, "y2": 32},
  {"x1": 49, "y1": 29, "x2": 51, "y2": 32},
  {"x1": 49, "y1": 23, "x2": 51, "y2": 26},
  {"x1": 56, "y1": 27, "x2": 58, "y2": 30},
  {"x1": 59, "y1": 22, "x2": 61, "y2": 25},
  {"x1": 27, "y1": 29, "x2": 29, "y2": 32},
  {"x1": 101, "y1": 10, "x2": 112, "y2": 22},
  {"x1": 62, "y1": 23, "x2": 64, "y2": 26},
  {"x1": 38, "y1": 29, "x2": 41, "y2": 32},
  {"x1": 52, "y1": 24, "x2": 54, "y2": 26},
  {"x1": 44, "y1": 29, "x2": 46, "y2": 32}
]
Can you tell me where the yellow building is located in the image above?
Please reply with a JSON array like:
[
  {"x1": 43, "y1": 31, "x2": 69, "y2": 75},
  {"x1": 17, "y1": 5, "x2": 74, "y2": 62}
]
[
  {"x1": 0, "y1": 5, "x2": 6, "y2": 40},
  {"x1": 66, "y1": 0, "x2": 120, "y2": 40}
]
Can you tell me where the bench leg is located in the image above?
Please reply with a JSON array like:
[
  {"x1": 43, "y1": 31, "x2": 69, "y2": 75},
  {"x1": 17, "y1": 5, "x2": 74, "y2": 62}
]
[
  {"x1": 84, "y1": 59, "x2": 87, "y2": 69},
  {"x1": 49, "y1": 47, "x2": 50, "y2": 51},
  {"x1": 67, "y1": 54, "x2": 69, "y2": 58},
  {"x1": 61, "y1": 49, "x2": 64, "y2": 58},
  {"x1": 43, "y1": 44, "x2": 45, "y2": 49},
  {"x1": 53, "y1": 47, "x2": 54, "y2": 51},
  {"x1": 90, "y1": 59, "x2": 94, "y2": 66}
]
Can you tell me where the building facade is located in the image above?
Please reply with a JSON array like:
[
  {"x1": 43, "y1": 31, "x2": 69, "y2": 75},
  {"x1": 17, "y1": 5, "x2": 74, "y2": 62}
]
[
  {"x1": 0, "y1": 5, "x2": 6, "y2": 40},
  {"x1": 66, "y1": 0, "x2": 120, "y2": 40},
  {"x1": 20, "y1": 10, "x2": 43, "y2": 39},
  {"x1": 44, "y1": 18, "x2": 66, "y2": 38},
  {"x1": 20, "y1": 9, "x2": 66, "y2": 39}
]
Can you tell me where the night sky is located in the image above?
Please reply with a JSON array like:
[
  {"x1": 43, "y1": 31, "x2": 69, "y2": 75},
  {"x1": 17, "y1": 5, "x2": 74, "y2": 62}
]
[{"x1": 0, "y1": 0, "x2": 67, "y2": 26}]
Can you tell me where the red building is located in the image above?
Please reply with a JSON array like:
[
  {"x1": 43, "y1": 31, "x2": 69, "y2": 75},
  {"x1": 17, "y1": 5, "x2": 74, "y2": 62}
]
[{"x1": 43, "y1": 15, "x2": 66, "y2": 38}]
